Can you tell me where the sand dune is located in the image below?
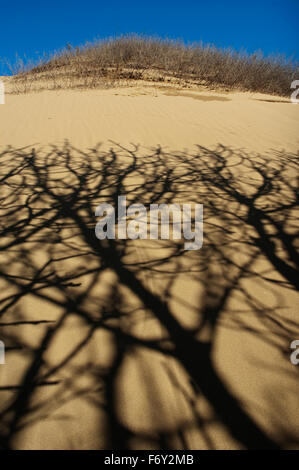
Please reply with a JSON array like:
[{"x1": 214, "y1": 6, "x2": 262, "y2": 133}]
[
  {"x1": 1, "y1": 84, "x2": 298, "y2": 152},
  {"x1": 0, "y1": 84, "x2": 298, "y2": 449}
]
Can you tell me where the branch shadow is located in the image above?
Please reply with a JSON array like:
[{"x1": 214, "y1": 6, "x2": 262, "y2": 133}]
[{"x1": 0, "y1": 142, "x2": 298, "y2": 449}]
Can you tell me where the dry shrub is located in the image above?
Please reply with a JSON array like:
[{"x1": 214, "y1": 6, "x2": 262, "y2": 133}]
[{"x1": 5, "y1": 35, "x2": 298, "y2": 95}]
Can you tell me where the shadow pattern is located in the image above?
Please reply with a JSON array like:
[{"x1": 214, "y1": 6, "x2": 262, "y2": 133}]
[{"x1": 0, "y1": 142, "x2": 298, "y2": 449}]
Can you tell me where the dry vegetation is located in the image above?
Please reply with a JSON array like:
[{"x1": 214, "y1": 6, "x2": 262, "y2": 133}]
[{"x1": 4, "y1": 35, "x2": 298, "y2": 95}]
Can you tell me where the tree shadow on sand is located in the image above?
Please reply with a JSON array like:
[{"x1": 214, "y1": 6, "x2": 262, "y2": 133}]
[{"x1": 0, "y1": 142, "x2": 298, "y2": 449}]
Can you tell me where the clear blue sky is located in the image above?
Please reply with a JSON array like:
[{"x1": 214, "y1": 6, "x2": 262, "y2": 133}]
[{"x1": 1, "y1": 0, "x2": 298, "y2": 74}]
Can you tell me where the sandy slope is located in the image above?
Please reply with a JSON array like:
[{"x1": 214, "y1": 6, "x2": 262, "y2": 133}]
[
  {"x1": 1, "y1": 85, "x2": 298, "y2": 152},
  {"x1": 0, "y1": 85, "x2": 298, "y2": 450}
]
